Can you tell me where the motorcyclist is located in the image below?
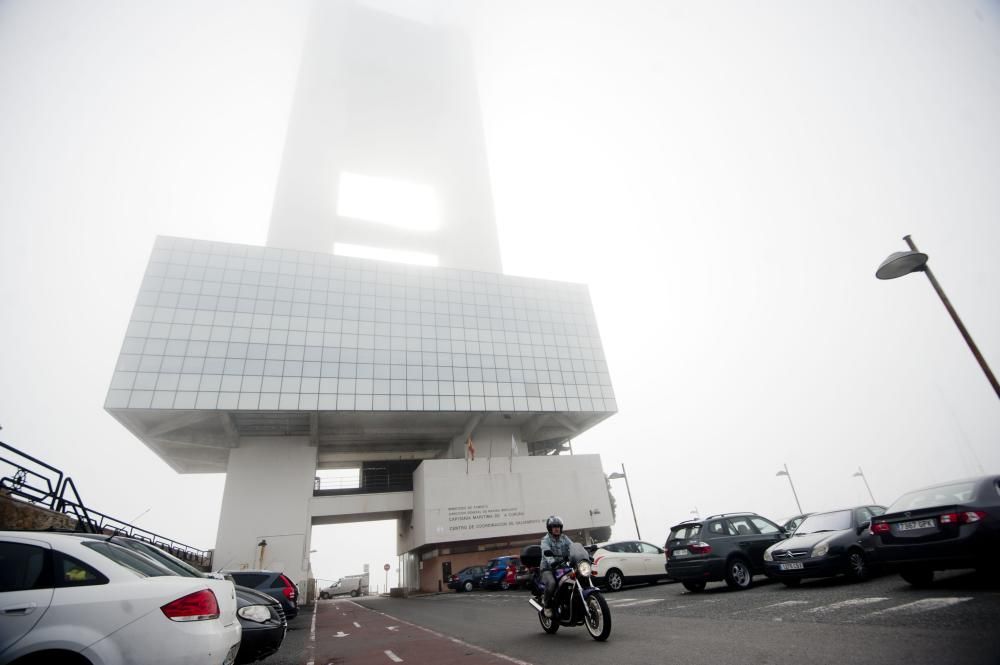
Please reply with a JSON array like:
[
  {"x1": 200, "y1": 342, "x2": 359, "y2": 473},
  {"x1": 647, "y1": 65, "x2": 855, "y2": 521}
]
[{"x1": 540, "y1": 515, "x2": 573, "y2": 617}]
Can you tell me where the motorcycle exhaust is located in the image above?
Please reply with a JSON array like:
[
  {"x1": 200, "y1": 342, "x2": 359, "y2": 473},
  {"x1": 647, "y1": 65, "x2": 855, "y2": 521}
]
[{"x1": 528, "y1": 598, "x2": 544, "y2": 612}]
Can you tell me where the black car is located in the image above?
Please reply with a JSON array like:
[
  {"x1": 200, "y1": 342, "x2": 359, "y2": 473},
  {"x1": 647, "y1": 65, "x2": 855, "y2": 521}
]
[
  {"x1": 233, "y1": 585, "x2": 289, "y2": 664},
  {"x1": 225, "y1": 569, "x2": 300, "y2": 619},
  {"x1": 869, "y1": 475, "x2": 1000, "y2": 587},
  {"x1": 665, "y1": 512, "x2": 786, "y2": 592},
  {"x1": 68, "y1": 533, "x2": 287, "y2": 664},
  {"x1": 447, "y1": 565, "x2": 485, "y2": 592},
  {"x1": 763, "y1": 505, "x2": 885, "y2": 586}
]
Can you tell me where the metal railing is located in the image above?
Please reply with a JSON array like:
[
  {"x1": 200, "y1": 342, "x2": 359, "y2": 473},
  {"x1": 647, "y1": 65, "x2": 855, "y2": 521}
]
[
  {"x1": 313, "y1": 472, "x2": 414, "y2": 496},
  {"x1": 1, "y1": 440, "x2": 212, "y2": 568}
]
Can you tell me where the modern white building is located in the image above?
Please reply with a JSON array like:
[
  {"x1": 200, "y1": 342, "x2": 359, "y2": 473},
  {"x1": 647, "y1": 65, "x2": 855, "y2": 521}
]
[{"x1": 105, "y1": 1, "x2": 617, "y2": 593}]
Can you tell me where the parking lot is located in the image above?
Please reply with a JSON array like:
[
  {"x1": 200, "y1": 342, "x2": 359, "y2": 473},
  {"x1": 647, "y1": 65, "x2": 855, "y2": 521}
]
[{"x1": 294, "y1": 570, "x2": 1000, "y2": 665}]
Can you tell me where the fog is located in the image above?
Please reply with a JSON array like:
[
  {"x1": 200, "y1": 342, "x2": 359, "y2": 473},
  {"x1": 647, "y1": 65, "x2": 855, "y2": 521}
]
[{"x1": 1, "y1": 0, "x2": 998, "y2": 585}]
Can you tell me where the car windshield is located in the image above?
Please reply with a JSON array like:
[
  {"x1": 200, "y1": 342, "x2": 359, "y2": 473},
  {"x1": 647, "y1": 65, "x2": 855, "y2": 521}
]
[
  {"x1": 887, "y1": 481, "x2": 978, "y2": 513},
  {"x1": 109, "y1": 538, "x2": 204, "y2": 578},
  {"x1": 796, "y1": 510, "x2": 852, "y2": 533},
  {"x1": 669, "y1": 524, "x2": 701, "y2": 541},
  {"x1": 82, "y1": 541, "x2": 175, "y2": 577}
]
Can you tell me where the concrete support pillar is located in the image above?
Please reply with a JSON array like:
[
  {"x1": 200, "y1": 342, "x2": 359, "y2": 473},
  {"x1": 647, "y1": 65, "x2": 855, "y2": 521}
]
[{"x1": 214, "y1": 437, "x2": 317, "y2": 597}]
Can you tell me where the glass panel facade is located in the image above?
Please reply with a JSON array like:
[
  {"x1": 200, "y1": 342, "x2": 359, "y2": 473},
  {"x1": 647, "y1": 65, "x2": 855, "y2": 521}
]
[{"x1": 106, "y1": 236, "x2": 616, "y2": 413}]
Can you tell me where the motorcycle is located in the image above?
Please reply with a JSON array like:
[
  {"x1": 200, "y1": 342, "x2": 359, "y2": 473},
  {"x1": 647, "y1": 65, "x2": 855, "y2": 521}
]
[{"x1": 520, "y1": 542, "x2": 612, "y2": 641}]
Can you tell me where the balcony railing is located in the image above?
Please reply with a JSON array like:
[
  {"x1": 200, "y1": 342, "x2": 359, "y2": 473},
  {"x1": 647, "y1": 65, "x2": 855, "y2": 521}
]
[{"x1": 313, "y1": 472, "x2": 413, "y2": 496}]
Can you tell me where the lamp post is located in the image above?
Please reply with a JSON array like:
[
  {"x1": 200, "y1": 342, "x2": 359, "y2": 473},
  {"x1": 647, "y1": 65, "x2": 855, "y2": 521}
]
[
  {"x1": 608, "y1": 464, "x2": 640, "y2": 540},
  {"x1": 877, "y1": 235, "x2": 1000, "y2": 400},
  {"x1": 852, "y1": 466, "x2": 876, "y2": 503},
  {"x1": 775, "y1": 463, "x2": 803, "y2": 514}
]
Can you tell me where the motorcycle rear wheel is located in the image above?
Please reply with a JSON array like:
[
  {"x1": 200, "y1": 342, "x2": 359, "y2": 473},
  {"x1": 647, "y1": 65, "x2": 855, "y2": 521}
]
[
  {"x1": 584, "y1": 592, "x2": 612, "y2": 641},
  {"x1": 538, "y1": 608, "x2": 560, "y2": 634}
]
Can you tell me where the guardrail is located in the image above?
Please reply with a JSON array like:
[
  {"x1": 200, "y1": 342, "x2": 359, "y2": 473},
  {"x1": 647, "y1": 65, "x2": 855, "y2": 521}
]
[
  {"x1": 313, "y1": 472, "x2": 414, "y2": 496},
  {"x1": 1, "y1": 440, "x2": 212, "y2": 568}
]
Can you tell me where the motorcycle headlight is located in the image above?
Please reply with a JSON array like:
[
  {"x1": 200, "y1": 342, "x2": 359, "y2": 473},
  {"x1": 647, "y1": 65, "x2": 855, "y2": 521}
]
[
  {"x1": 577, "y1": 560, "x2": 592, "y2": 577},
  {"x1": 811, "y1": 542, "x2": 829, "y2": 558},
  {"x1": 238, "y1": 605, "x2": 271, "y2": 623}
]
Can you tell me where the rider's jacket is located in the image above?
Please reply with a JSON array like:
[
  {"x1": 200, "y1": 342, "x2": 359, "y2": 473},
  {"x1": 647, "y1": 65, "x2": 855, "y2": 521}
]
[{"x1": 540, "y1": 533, "x2": 573, "y2": 572}]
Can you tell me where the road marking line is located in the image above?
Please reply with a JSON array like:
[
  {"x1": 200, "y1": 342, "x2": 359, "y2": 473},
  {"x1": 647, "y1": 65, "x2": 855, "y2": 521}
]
[
  {"x1": 807, "y1": 597, "x2": 889, "y2": 613},
  {"x1": 305, "y1": 604, "x2": 318, "y2": 665},
  {"x1": 868, "y1": 597, "x2": 973, "y2": 616},
  {"x1": 606, "y1": 597, "x2": 638, "y2": 606},
  {"x1": 353, "y1": 621, "x2": 361, "y2": 628},
  {"x1": 614, "y1": 599, "x2": 665, "y2": 608},
  {"x1": 760, "y1": 600, "x2": 810, "y2": 609},
  {"x1": 386, "y1": 625, "x2": 399, "y2": 631},
  {"x1": 353, "y1": 601, "x2": 536, "y2": 665},
  {"x1": 385, "y1": 650, "x2": 403, "y2": 662}
]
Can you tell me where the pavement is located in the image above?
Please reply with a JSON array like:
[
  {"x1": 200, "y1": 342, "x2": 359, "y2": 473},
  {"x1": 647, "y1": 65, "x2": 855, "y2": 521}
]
[{"x1": 260, "y1": 569, "x2": 1000, "y2": 665}]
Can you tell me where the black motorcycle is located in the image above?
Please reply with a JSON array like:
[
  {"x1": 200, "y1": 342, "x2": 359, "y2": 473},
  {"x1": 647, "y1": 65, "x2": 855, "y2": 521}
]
[{"x1": 521, "y1": 542, "x2": 612, "y2": 641}]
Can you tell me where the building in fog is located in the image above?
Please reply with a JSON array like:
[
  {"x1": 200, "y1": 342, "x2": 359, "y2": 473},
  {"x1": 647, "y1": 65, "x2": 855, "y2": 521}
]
[{"x1": 106, "y1": 1, "x2": 616, "y2": 593}]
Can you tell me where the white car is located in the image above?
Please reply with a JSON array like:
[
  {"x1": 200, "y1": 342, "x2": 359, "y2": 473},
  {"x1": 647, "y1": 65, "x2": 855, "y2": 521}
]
[
  {"x1": 0, "y1": 531, "x2": 241, "y2": 665},
  {"x1": 590, "y1": 539, "x2": 670, "y2": 591}
]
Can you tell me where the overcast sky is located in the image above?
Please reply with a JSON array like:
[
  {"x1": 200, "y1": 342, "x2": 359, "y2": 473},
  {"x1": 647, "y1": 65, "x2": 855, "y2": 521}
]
[{"x1": 2, "y1": 0, "x2": 999, "y2": 586}]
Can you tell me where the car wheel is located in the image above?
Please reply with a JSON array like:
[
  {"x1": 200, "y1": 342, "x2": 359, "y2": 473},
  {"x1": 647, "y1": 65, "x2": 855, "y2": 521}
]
[
  {"x1": 682, "y1": 580, "x2": 706, "y2": 593},
  {"x1": 350, "y1": 589, "x2": 359, "y2": 597},
  {"x1": 845, "y1": 550, "x2": 868, "y2": 581},
  {"x1": 320, "y1": 592, "x2": 329, "y2": 599},
  {"x1": 900, "y1": 568, "x2": 934, "y2": 588},
  {"x1": 501, "y1": 580, "x2": 510, "y2": 590},
  {"x1": 724, "y1": 558, "x2": 753, "y2": 590},
  {"x1": 463, "y1": 580, "x2": 474, "y2": 592},
  {"x1": 605, "y1": 569, "x2": 624, "y2": 592},
  {"x1": 781, "y1": 578, "x2": 801, "y2": 588}
]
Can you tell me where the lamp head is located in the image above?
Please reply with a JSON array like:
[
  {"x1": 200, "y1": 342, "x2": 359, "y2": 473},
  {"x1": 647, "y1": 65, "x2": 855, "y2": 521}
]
[
  {"x1": 876, "y1": 251, "x2": 928, "y2": 280},
  {"x1": 608, "y1": 472, "x2": 625, "y2": 479}
]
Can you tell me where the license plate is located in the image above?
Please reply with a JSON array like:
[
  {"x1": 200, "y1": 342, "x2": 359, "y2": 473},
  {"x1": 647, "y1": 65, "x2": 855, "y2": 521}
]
[
  {"x1": 897, "y1": 519, "x2": 935, "y2": 532},
  {"x1": 779, "y1": 562, "x2": 804, "y2": 571},
  {"x1": 672, "y1": 549, "x2": 689, "y2": 557}
]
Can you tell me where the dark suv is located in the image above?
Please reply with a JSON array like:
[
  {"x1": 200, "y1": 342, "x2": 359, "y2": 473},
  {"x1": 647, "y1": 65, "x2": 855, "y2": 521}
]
[
  {"x1": 225, "y1": 569, "x2": 300, "y2": 619},
  {"x1": 665, "y1": 512, "x2": 786, "y2": 592}
]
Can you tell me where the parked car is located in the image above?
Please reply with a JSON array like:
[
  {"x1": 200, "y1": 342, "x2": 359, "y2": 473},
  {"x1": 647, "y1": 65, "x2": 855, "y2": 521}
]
[
  {"x1": 447, "y1": 565, "x2": 485, "y2": 592},
  {"x1": 780, "y1": 513, "x2": 812, "y2": 534},
  {"x1": 68, "y1": 533, "x2": 287, "y2": 664},
  {"x1": 589, "y1": 540, "x2": 669, "y2": 591},
  {"x1": 320, "y1": 574, "x2": 369, "y2": 599},
  {"x1": 665, "y1": 512, "x2": 786, "y2": 592},
  {"x1": 481, "y1": 556, "x2": 522, "y2": 590},
  {"x1": 224, "y1": 570, "x2": 299, "y2": 620},
  {"x1": 764, "y1": 505, "x2": 885, "y2": 586},
  {"x1": 869, "y1": 475, "x2": 1000, "y2": 587},
  {"x1": 0, "y1": 531, "x2": 241, "y2": 665}
]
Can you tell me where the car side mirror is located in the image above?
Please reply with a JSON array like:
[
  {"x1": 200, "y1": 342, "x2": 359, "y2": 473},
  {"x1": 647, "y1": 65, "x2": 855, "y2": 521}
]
[
  {"x1": 778, "y1": 527, "x2": 788, "y2": 537},
  {"x1": 858, "y1": 521, "x2": 871, "y2": 534}
]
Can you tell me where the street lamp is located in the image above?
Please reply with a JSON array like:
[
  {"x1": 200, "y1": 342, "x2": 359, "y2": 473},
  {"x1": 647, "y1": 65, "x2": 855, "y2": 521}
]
[
  {"x1": 608, "y1": 464, "x2": 640, "y2": 540},
  {"x1": 877, "y1": 235, "x2": 1000, "y2": 400},
  {"x1": 775, "y1": 463, "x2": 803, "y2": 514},
  {"x1": 852, "y1": 466, "x2": 876, "y2": 503}
]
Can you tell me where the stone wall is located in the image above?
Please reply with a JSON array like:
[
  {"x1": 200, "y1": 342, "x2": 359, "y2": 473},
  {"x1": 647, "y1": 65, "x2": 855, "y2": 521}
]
[{"x1": 0, "y1": 491, "x2": 78, "y2": 531}]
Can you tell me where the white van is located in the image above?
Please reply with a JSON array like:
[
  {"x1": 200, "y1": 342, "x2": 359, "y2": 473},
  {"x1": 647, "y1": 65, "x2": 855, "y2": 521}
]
[{"x1": 319, "y1": 573, "x2": 369, "y2": 598}]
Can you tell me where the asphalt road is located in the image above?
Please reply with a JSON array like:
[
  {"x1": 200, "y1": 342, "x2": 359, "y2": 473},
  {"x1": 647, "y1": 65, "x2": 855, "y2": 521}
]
[{"x1": 267, "y1": 570, "x2": 1000, "y2": 665}]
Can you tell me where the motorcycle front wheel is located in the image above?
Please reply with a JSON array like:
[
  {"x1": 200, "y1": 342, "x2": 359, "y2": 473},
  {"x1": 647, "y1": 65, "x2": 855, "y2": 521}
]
[{"x1": 584, "y1": 591, "x2": 612, "y2": 641}]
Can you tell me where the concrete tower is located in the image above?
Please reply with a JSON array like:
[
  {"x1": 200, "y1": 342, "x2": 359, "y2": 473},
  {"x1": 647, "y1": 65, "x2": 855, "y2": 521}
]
[{"x1": 107, "y1": 2, "x2": 616, "y2": 595}]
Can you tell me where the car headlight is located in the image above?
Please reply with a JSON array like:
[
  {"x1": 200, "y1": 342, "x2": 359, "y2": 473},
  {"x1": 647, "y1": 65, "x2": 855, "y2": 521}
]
[
  {"x1": 238, "y1": 605, "x2": 272, "y2": 623},
  {"x1": 763, "y1": 549, "x2": 774, "y2": 562},
  {"x1": 577, "y1": 560, "x2": 592, "y2": 577},
  {"x1": 811, "y1": 542, "x2": 829, "y2": 558}
]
